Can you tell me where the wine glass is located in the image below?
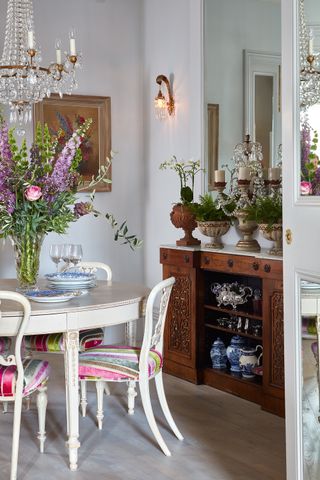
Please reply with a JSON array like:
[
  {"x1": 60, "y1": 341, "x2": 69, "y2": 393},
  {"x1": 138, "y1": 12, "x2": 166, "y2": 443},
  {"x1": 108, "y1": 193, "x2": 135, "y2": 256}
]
[
  {"x1": 49, "y1": 244, "x2": 63, "y2": 272},
  {"x1": 61, "y1": 244, "x2": 72, "y2": 268},
  {"x1": 69, "y1": 244, "x2": 83, "y2": 267}
]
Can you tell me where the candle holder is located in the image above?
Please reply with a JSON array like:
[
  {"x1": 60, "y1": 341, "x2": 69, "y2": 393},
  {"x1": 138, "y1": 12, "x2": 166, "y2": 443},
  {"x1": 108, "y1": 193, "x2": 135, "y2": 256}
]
[{"x1": 212, "y1": 134, "x2": 283, "y2": 252}]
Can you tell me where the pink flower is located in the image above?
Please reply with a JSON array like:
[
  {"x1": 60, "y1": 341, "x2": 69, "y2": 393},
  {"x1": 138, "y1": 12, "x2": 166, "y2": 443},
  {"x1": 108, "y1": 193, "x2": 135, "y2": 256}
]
[
  {"x1": 25, "y1": 185, "x2": 42, "y2": 201},
  {"x1": 300, "y1": 181, "x2": 312, "y2": 195}
]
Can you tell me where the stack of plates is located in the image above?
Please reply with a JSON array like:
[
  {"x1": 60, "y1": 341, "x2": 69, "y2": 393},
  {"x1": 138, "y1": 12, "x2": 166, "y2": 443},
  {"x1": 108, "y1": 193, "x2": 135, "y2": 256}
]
[{"x1": 45, "y1": 272, "x2": 96, "y2": 290}]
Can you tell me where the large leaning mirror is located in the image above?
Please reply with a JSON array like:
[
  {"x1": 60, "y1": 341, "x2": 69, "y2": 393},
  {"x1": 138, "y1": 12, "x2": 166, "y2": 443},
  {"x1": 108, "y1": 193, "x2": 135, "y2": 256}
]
[{"x1": 204, "y1": 0, "x2": 281, "y2": 190}]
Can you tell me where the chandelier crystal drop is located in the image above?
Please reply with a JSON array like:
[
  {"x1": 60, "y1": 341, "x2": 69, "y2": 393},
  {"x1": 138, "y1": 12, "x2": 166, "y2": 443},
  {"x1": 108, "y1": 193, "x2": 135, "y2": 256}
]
[
  {"x1": 299, "y1": 0, "x2": 320, "y2": 109},
  {"x1": 0, "y1": 0, "x2": 81, "y2": 127}
]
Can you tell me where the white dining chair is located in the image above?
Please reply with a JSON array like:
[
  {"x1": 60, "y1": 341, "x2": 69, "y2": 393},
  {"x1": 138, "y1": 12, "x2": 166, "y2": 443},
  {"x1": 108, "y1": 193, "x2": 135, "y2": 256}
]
[
  {"x1": 0, "y1": 291, "x2": 50, "y2": 480},
  {"x1": 24, "y1": 262, "x2": 112, "y2": 356},
  {"x1": 79, "y1": 276, "x2": 184, "y2": 456},
  {"x1": 23, "y1": 262, "x2": 112, "y2": 414}
]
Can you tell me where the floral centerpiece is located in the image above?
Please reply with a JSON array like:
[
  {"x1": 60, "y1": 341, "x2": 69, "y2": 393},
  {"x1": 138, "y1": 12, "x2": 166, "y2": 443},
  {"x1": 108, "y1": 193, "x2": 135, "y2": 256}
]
[
  {"x1": 301, "y1": 120, "x2": 320, "y2": 195},
  {"x1": 0, "y1": 119, "x2": 141, "y2": 289},
  {"x1": 159, "y1": 156, "x2": 203, "y2": 246}
]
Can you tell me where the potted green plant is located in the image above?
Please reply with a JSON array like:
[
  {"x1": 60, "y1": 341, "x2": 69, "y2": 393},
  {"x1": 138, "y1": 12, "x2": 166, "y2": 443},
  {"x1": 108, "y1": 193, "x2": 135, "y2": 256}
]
[
  {"x1": 190, "y1": 193, "x2": 232, "y2": 249},
  {"x1": 245, "y1": 196, "x2": 282, "y2": 255},
  {"x1": 159, "y1": 156, "x2": 203, "y2": 246}
]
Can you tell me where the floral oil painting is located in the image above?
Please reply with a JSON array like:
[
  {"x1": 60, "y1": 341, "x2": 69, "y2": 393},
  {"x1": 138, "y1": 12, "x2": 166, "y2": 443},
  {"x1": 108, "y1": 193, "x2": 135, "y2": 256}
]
[{"x1": 34, "y1": 95, "x2": 111, "y2": 191}]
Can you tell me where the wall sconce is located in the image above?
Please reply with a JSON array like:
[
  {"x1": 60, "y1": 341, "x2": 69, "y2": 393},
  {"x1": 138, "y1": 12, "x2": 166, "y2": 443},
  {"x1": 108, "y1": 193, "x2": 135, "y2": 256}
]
[{"x1": 154, "y1": 74, "x2": 175, "y2": 120}]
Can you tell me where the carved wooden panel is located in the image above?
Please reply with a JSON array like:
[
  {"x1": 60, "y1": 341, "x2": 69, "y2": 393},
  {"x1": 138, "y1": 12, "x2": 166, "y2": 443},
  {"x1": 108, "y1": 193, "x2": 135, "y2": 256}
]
[
  {"x1": 168, "y1": 273, "x2": 192, "y2": 356},
  {"x1": 271, "y1": 291, "x2": 284, "y2": 387}
]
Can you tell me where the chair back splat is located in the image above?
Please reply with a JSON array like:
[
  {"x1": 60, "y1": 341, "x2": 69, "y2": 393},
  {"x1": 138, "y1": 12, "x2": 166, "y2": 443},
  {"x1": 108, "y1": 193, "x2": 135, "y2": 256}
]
[{"x1": 139, "y1": 277, "x2": 175, "y2": 375}]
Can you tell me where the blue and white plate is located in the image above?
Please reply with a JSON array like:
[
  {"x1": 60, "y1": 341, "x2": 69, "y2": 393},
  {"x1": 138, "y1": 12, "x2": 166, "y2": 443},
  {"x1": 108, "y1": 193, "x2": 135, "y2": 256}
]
[
  {"x1": 25, "y1": 289, "x2": 77, "y2": 303},
  {"x1": 45, "y1": 272, "x2": 96, "y2": 283}
]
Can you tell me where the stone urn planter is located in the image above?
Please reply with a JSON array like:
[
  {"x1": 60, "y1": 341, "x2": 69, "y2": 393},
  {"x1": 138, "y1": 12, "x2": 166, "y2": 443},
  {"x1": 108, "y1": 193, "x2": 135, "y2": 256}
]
[
  {"x1": 197, "y1": 220, "x2": 231, "y2": 249},
  {"x1": 235, "y1": 211, "x2": 261, "y2": 252},
  {"x1": 170, "y1": 203, "x2": 200, "y2": 246},
  {"x1": 259, "y1": 223, "x2": 283, "y2": 256}
]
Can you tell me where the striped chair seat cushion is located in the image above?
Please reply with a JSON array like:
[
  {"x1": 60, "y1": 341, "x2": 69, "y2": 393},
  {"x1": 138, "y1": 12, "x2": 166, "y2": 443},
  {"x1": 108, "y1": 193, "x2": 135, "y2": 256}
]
[
  {"x1": 79, "y1": 346, "x2": 163, "y2": 381},
  {"x1": 0, "y1": 358, "x2": 50, "y2": 398},
  {"x1": 24, "y1": 328, "x2": 104, "y2": 353},
  {"x1": 0, "y1": 337, "x2": 12, "y2": 354}
]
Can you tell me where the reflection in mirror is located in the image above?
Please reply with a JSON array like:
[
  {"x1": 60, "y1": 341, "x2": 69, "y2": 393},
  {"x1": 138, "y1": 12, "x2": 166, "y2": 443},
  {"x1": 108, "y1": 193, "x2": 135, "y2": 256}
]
[
  {"x1": 301, "y1": 279, "x2": 320, "y2": 479},
  {"x1": 255, "y1": 75, "x2": 273, "y2": 168},
  {"x1": 204, "y1": 0, "x2": 281, "y2": 190},
  {"x1": 300, "y1": 0, "x2": 320, "y2": 196},
  {"x1": 244, "y1": 50, "x2": 281, "y2": 169}
]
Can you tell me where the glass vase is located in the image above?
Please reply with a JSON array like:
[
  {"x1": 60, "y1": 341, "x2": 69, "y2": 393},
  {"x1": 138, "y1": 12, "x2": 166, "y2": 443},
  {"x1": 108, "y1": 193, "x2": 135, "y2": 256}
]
[{"x1": 11, "y1": 233, "x2": 44, "y2": 290}]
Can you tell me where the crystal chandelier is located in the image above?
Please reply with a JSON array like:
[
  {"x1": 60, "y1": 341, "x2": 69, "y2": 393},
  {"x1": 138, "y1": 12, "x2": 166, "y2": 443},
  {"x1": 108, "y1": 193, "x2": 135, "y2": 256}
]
[
  {"x1": 0, "y1": 0, "x2": 81, "y2": 126},
  {"x1": 299, "y1": 0, "x2": 320, "y2": 109}
]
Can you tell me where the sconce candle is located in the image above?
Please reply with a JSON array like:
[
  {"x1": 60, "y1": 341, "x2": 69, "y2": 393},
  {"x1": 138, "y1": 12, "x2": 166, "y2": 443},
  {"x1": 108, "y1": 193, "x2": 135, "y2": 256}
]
[
  {"x1": 238, "y1": 167, "x2": 251, "y2": 181},
  {"x1": 268, "y1": 167, "x2": 281, "y2": 181},
  {"x1": 214, "y1": 169, "x2": 225, "y2": 183}
]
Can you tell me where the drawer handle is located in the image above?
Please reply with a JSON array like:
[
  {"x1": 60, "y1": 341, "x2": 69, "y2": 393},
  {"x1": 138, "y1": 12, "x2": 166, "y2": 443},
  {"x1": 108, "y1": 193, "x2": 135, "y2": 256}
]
[
  {"x1": 252, "y1": 262, "x2": 259, "y2": 271},
  {"x1": 184, "y1": 255, "x2": 190, "y2": 263},
  {"x1": 204, "y1": 256, "x2": 210, "y2": 265},
  {"x1": 264, "y1": 264, "x2": 271, "y2": 273},
  {"x1": 227, "y1": 259, "x2": 234, "y2": 268},
  {"x1": 162, "y1": 252, "x2": 168, "y2": 260}
]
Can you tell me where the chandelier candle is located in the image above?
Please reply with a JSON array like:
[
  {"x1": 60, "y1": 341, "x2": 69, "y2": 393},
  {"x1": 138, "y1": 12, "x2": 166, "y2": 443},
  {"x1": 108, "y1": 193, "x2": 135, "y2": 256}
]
[
  {"x1": 238, "y1": 167, "x2": 251, "y2": 181},
  {"x1": 0, "y1": 0, "x2": 81, "y2": 127},
  {"x1": 214, "y1": 170, "x2": 225, "y2": 183},
  {"x1": 268, "y1": 167, "x2": 281, "y2": 181}
]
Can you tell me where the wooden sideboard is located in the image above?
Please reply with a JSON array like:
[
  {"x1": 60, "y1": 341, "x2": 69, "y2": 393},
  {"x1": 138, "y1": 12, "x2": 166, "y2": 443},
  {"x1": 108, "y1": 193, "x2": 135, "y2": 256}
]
[{"x1": 160, "y1": 245, "x2": 284, "y2": 417}]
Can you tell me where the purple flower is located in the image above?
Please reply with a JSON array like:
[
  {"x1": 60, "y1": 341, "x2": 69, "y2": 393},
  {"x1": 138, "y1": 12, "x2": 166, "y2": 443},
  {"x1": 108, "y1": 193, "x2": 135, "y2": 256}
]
[
  {"x1": 42, "y1": 133, "x2": 81, "y2": 200},
  {"x1": 74, "y1": 202, "x2": 93, "y2": 218}
]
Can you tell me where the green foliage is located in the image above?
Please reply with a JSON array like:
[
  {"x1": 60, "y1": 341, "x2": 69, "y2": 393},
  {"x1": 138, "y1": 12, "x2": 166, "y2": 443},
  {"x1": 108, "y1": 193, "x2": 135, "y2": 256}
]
[
  {"x1": 180, "y1": 186, "x2": 193, "y2": 203},
  {"x1": 105, "y1": 214, "x2": 143, "y2": 250},
  {"x1": 190, "y1": 193, "x2": 231, "y2": 221},
  {"x1": 245, "y1": 196, "x2": 282, "y2": 228},
  {"x1": 302, "y1": 130, "x2": 319, "y2": 182}
]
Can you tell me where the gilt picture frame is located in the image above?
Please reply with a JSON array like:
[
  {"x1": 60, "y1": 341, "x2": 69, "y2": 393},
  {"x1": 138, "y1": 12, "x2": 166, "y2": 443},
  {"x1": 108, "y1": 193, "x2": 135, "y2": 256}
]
[
  {"x1": 34, "y1": 94, "x2": 112, "y2": 192},
  {"x1": 207, "y1": 103, "x2": 219, "y2": 191}
]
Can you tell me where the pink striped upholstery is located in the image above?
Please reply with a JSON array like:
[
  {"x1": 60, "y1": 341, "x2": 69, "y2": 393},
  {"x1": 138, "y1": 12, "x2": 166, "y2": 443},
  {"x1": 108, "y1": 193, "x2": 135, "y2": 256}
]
[
  {"x1": 79, "y1": 345, "x2": 163, "y2": 381},
  {"x1": 0, "y1": 337, "x2": 12, "y2": 354},
  {"x1": 0, "y1": 358, "x2": 50, "y2": 398},
  {"x1": 24, "y1": 328, "x2": 104, "y2": 353}
]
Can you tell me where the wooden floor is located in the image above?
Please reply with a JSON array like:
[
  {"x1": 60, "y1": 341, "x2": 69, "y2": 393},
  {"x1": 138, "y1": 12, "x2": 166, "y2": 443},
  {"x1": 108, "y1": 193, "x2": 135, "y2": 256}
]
[{"x1": 0, "y1": 355, "x2": 286, "y2": 480}]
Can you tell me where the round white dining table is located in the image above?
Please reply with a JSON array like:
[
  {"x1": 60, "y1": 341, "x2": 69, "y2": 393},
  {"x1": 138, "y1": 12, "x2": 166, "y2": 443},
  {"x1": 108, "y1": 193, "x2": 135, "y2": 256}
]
[{"x1": 0, "y1": 279, "x2": 149, "y2": 471}]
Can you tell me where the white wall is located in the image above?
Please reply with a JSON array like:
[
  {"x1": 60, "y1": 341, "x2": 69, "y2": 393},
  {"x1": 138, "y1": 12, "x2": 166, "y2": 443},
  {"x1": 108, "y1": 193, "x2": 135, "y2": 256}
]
[
  {"x1": 143, "y1": 0, "x2": 203, "y2": 287},
  {"x1": 0, "y1": 0, "x2": 144, "y2": 286}
]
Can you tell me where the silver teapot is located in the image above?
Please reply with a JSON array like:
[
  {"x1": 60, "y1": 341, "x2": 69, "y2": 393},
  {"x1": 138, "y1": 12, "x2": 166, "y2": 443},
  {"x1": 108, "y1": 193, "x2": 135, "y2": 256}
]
[{"x1": 211, "y1": 282, "x2": 253, "y2": 310}]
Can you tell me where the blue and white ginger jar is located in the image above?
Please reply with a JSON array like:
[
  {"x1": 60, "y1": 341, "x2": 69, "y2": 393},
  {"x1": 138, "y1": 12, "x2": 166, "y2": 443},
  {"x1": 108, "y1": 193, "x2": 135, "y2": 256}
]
[
  {"x1": 226, "y1": 335, "x2": 246, "y2": 373},
  {"x1": 210, "y1": 337, "x2": 227, "y2": 369}
]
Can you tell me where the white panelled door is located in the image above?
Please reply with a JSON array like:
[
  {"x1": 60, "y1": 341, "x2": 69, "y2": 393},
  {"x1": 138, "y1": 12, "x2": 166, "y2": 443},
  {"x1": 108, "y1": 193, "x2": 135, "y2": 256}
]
[{"x1": 283, "y1": 0, "x2": 320, "y2": 479}]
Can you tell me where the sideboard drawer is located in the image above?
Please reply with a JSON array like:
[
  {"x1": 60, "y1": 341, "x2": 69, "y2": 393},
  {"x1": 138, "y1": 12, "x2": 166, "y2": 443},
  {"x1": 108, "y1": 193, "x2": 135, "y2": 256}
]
[
  {"x1": 200, "y1": 252, "x2": 282, "y2": 279},
  {"x1": 160, "y1": 248, "x2": 200, "y2": 268}
]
